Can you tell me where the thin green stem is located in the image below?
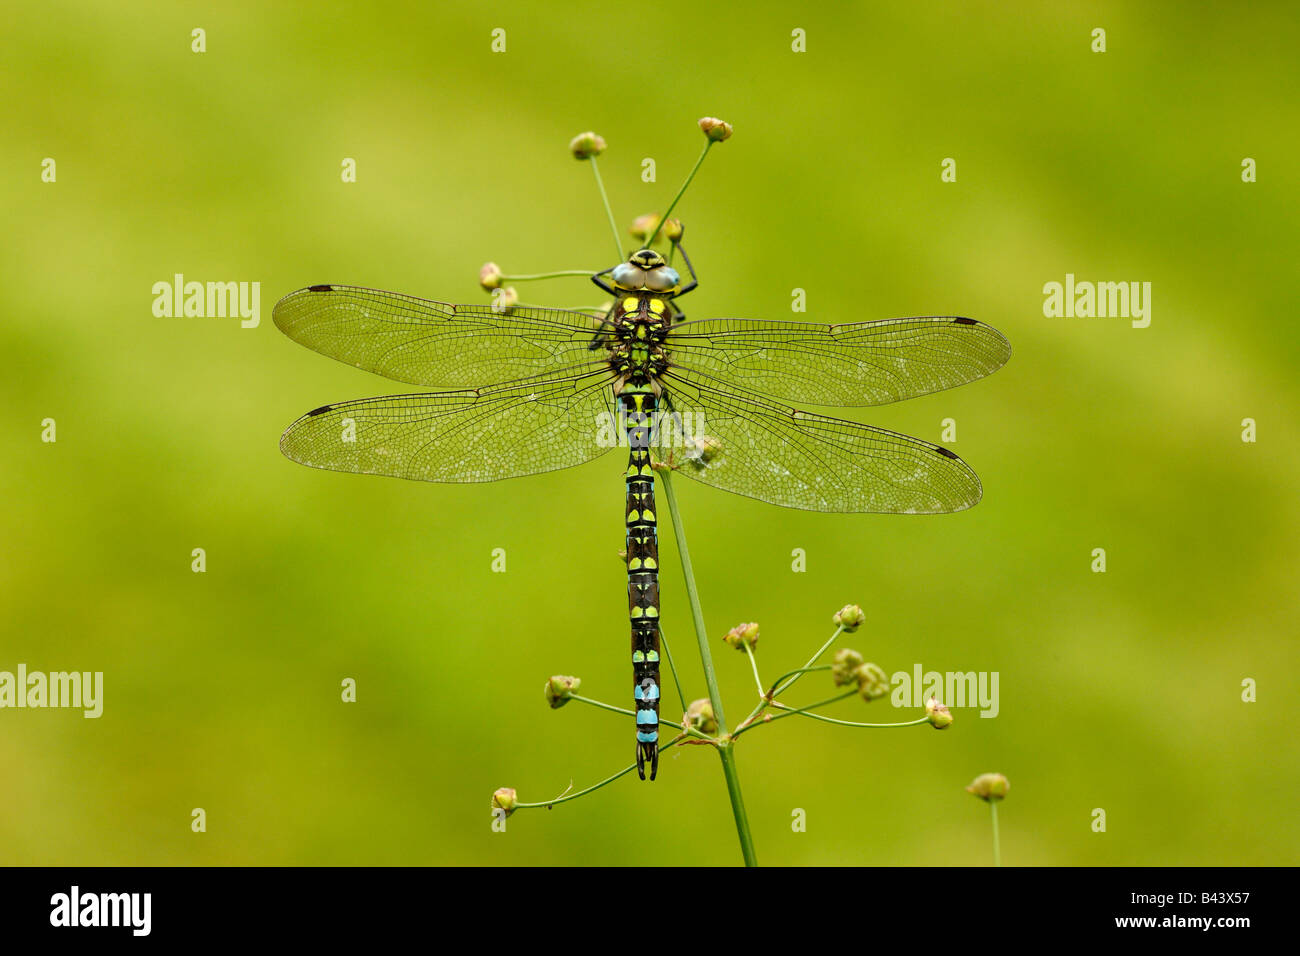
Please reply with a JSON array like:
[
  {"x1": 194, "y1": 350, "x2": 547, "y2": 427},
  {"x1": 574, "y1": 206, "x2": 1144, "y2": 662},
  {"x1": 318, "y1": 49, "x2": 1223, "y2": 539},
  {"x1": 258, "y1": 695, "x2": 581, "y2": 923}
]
[
  {"x1": 659, "y1": 470, "x2": 726, "y2": 732},
  {"x1": 742, "y1": 643, "x2": 764, "y2": 697},
  {"x1": 718, "y1": 744, "x2": 757, "y2": 867},
  {"x1": 733, "y1": 690, "x2": 856, "y2": 738},
  {"x1": 991, "y1": 802, "x2": 1001, "y2": 867},
  {"x1": 764, "y1": 665, "x2": 832, "y2": 699},
  {"x1": 734, "y1": 626, "x2": 844, "y2": 733},
  {"x1": 645, "y1": 141, "x2": 714, "y2": 247},
  {"x1": 515, "y1": 762, "x2": 638, "y2": 808},
  {"x1": 659, "y1": 467, "x2": 757, "y2": 867},
  {"x1": 589, "y1": 157, "x2": 624, "y2": 261},
  {"x1": 773, "y1": 626, "x2": 844, "y2": 698},
  {"x1": 763, "y1": 709, "x2": 928, "y2": 733},
  {"x1": 499, "y1": 270, "x2": 597, "y2": 281},
  {"x1": 658, "y1": 626, "x2": 689, "y2": 712},
  {"x1": 514, "y1": 736, "x2": 686, "y2": 810}
]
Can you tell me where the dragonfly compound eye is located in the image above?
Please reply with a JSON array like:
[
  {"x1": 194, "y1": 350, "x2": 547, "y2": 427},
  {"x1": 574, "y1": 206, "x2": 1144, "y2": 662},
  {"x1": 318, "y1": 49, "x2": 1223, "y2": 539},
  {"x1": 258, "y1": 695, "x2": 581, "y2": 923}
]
[
  {"x1": 611, "y1": 262, "x2": 645, "y2": 290},
  {"x1": 644, "y1": 267, "x2": 680, "y2": 292}
]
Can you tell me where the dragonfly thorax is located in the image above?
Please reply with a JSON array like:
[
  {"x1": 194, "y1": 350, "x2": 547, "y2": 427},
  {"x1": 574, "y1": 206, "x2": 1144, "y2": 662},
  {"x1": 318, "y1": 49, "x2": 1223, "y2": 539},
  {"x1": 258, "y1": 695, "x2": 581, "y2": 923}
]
[{"x1": 606, "y1": 294, "x2": 670, "y2": 388}]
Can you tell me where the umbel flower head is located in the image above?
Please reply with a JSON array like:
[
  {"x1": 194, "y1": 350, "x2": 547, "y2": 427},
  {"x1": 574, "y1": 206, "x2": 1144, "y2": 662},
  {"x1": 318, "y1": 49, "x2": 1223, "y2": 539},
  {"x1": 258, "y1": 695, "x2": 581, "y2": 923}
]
[
  {"x1": 479, "y1": 262, "x2": 503, "y2": 290},
  {"x1": 492, "y1": 286, "x2": 519, "y2": 313},
  {"x1": 831, "y1": 648, "x2": 865, "y2": 686},
  {"x1": 629, "y1": 213, "x2": 661, "y2": 243},
  {"x1": 855, "y1": 662, "x2": 889, "y2": 701},
  {"x1": 925, "y1": 696, "x2": 953, "y2": 730},
  {"x1": 685, "y1": 698, "x2": 717, "y2": 735},
  {"x1": 491, "y1": 787, "x2": 518, "y2": 817},
  {"x1": 569, "y1": 131, "x2": 606, "y2": 159},
  {"x1": 698, "y1": 116, "x2": 733, "y2": 142},
  {"x1": 686, "y1": 434, "x2": 722, "y2": 466},
  {"x1": 966, "y1": 773, "x2": 1010, "y2": 801},
  {"x1": 544, "y1": 675, "x2": 581, "y2": 709},
  {"x1": 833, "y1": 604, "x2": 866, "y2": 632},
  {"x1": 722, "y1": 622, "x2": 760, "y2": 651}
]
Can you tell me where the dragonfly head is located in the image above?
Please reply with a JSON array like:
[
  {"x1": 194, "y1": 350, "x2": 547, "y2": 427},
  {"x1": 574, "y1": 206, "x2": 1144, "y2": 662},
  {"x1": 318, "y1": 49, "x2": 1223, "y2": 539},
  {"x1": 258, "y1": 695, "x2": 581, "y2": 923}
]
[{"x1": 611, "y1": 249, "x2": 680, "y2": 293}]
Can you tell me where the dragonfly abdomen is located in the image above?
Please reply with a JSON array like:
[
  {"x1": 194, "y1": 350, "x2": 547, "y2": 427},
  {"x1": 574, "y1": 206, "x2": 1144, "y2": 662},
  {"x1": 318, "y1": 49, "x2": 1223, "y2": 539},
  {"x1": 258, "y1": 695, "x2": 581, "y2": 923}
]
[{"x1": 621, "y1": 383, "x2": 661, "y2": 781}]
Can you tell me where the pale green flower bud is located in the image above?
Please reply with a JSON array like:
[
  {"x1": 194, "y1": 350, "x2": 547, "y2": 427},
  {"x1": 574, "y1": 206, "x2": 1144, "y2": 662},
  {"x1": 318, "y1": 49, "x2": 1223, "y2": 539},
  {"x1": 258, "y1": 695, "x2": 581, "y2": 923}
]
[
  {"x1": 698, "y1": 117, "x2": 733, "y2": 142},
  {"x1": 544, "y1": 675, "x2": 581, "y2": 709},
  {"x1": 685, "y1": 698, "x2": 717, "y2": 734},
  {"x1": 491, "y1": 787, "x2": 518, "y2": 816},
  {"x1": 831, "y1": 648, "x2": 865, "y2": 686},
  {"x1": 855, "y1": 662, "x2": 889, "y2": 701},
  {"x1": 925, "y1": 696, "x2": 953, "y2": 729},
  {"x1": 833, "y1": 604, "x2": 866, "y2": 632},
  {"x1": 630, "y1": 213, "x2": 661, "y2": 242},
  {"x1": 966, "y1": 773, "x2": 1010, "y2": 801},
  {"x1": 722, "y1": 621, "x2": 760, "y2": 651},
  {"x1": 569, "y1": 131, "x2": 606, "y2": 159}
]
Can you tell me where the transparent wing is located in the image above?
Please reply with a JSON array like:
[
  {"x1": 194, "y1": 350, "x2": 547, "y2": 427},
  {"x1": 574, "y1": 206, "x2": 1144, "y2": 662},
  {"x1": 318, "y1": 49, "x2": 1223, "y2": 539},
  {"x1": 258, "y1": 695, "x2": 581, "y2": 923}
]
[
  {"x1": 665, "y1": 316, "x2": 1010, "y2": 406},
  {"x1": 273, "y1": 285, "x2": 605, "y2": 387},
  {"x1": 280, "y1": 370, "x2": 620, "y2": 483},
  {"x1": 656, "y1": 369, "x2": 982, "y2": 513}
]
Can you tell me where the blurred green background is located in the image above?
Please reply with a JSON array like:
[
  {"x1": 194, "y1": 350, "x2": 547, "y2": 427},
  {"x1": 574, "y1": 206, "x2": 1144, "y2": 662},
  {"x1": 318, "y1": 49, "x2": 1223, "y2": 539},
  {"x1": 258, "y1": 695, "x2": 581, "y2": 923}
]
[{"x1": 3, "y1": 2, "x2": 1297, "y2": 866}]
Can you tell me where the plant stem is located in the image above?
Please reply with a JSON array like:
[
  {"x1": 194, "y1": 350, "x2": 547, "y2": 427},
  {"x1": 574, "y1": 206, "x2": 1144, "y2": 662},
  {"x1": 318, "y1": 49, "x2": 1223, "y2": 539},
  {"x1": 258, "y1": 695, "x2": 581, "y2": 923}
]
[
  {"x1": 718, "y1": 743, "x2": 757, "y2": 867},
  {"x1": 516, "y1": 762, "x2": 639, "y2": 808},
  {"x1": 743, "y1": 643, "x2": 764, "y2": 697},
  {"x1": 757, "y1": 709, "x2": 928, "y2": 734},
  {"x1": 659, "y1": 470, "x2": 726, "y2": 730},
  {"x1": 645, "y1": 141, "x2": 714, "y2": 247},
  {"x1": 514, "y1": 736, "x2": 687, "y2": 810},
  {"x1": 659, "y1": 468, "x2": 757, "y2": 867},
  {"x1": 589, "y1": 157, "x2": 624, "y2": 261},
  {"x1": 657, "y1": 627, "x2": 689, "y2": 712},
  {"x1": 500, "y1": 269, "x2": 596, "y2": 281},
  {"x1": 991, "y1": 801, "x2": 1001, "y2": 867},
  {"x1": 774, "y1": 625, "x2": 844, "y2": 697}
]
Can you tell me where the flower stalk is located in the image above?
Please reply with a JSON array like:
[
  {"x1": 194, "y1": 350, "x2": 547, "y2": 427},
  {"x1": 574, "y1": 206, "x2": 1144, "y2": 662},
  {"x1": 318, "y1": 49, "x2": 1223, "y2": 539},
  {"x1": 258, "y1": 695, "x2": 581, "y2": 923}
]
[{"x1": 658, "y1": 467, "x2": 757, "y2": 867}]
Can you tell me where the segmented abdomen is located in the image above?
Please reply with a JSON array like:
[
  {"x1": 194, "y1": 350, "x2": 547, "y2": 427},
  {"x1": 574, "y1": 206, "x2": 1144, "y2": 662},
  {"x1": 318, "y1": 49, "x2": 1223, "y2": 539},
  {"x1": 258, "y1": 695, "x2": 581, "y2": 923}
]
[{"x1": 622, "y1": 384, "x2": 661, "y2": 781}]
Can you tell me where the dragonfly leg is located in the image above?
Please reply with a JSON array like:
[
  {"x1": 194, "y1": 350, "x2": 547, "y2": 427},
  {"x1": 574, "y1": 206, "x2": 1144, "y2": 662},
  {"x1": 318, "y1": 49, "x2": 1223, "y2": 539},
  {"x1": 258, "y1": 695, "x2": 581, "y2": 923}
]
[
  {"x1": 671, "y1": 239, "x2": 699, "y2": 297},
  {"x1": 592, "y1": 266, "x2": 618, "y2": 297}
]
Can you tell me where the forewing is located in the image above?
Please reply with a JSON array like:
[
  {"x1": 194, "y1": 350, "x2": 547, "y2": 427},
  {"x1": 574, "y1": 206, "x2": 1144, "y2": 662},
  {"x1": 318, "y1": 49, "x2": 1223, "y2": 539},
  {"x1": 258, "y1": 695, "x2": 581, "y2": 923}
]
[
  {"x1": 273, "y1": 285, "x2": 604, "y2": 387},
  {"x1": 665, "y1": 316, "x2": 1010, "y2": 406},
  {"x1": 280, "y1": 370, "x2": 620, "y2": 483}
]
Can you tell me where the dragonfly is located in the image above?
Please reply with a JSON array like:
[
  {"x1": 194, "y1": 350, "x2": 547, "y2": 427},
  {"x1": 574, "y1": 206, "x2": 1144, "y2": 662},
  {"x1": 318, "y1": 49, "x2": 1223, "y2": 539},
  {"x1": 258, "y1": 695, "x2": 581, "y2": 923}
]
[{"x1": 274, "y1": 121, "x2": 1010, "y2": 781}]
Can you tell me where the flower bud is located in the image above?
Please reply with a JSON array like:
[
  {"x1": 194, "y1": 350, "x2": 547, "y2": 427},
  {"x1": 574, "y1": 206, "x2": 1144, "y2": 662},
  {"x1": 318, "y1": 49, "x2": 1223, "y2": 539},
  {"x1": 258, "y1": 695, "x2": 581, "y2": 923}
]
[
  {"x1": 684, "y1": 698, "x2": 717, "y2": 734},
  {"x1": 491, "y1": 787, "x2": 518, "y2": 816},
  {"x1": 663, "y1": 218, "x2": 684, "y2": 241},
  {"x1": 925, "y1": 696, "x2": 953, "y2": 729},
  {"x1": 966, "y1": 773, "x2": 1010, "y2": 801},
  {"x1": 855, "y1": 662, "x2": 889, "y2": 701},
  {"x1": 569, "y1": 131, "x2": 606, "y2": 159},
  {"x1": 686, "y1": 434, "x2": 723, "y2": 467},
  {"x1": 722, "y1": 621, "x2": 760, "y2": 651},
  {"x1": 630, "y1": 213, "x2": 661, "y2": 242},
  {"x1": 698, "y1": 117, "x2": 733, "y2": 142},
  {"x1": 833, "y1": 604, "x2": 866, "y2": 632},
  {"x1": 544, "y1": 675, "x2": 581, "y2": 709},
  {"x1": 478, "y1": 261, "x2": 503, "y2": 290},
  {"x1": 491, "y1": 286, "x2": 518, "y2": 314},
  {"x1": 831, "y1": 648, "x2": 865, "y2": 686}
]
